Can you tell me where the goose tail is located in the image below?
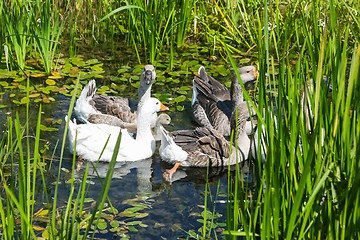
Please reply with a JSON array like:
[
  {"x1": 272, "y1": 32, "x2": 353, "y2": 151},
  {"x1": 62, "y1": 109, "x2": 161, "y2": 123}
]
[
  {"x1": 74, "y1": 79, "x2": 97, "y2": 123},
  {"x1": 65, "y1": 115, "x2": 77, "y2": 153},
  {"x1": 191, "y1": 79, "x2": 199, "y2": 106},
  {"x1": 191, "y1": 66, "x2": 207, "y2": 106}
]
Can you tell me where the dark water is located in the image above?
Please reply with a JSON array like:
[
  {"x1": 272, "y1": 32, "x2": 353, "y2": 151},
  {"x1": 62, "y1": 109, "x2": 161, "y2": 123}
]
[{"x1": 0, "y1": 43, "x2": 254, "y2": 239}]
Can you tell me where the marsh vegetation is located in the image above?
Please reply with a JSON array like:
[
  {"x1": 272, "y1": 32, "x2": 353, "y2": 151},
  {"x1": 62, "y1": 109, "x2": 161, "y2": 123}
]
[{"x1": 1, "y1": 0, "x2": 359, "y2": 239}]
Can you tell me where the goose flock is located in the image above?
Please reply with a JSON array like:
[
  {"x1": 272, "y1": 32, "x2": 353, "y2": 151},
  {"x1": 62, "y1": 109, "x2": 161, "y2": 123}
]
[{"x1": 67, "y1": 64, "x2": 264, "y2": 181}]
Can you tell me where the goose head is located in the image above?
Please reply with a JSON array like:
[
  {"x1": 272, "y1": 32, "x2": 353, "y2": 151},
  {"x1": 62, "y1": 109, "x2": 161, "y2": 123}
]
[
  {"x1": 231, "y1": 66, "x2": 258, "y2": 106},
  {"x1": 155, "y1": 113, "x2": 173, "y2": 127},
  {"x1": 141, "y1": 64, "x2": 157, "y2": 85},
  {"x1": 138, "y1": 64, "x2": 157, "y2": 102},
  {"x1": 153, "y1": 113, "x2": 173, "y2": 141},
  {"x1": 137, "y1": 97, "x2": 168, "y2": 118},
  {"x1": 136, "y1": 98, "x2": 168, "y2": 141},
  {"x1": 235, "y1": 66, "x2": 258, "y2": 83}
]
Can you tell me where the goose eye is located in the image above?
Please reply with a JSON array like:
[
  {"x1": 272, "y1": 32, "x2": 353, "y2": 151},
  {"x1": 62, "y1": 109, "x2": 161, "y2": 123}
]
[{"x1": 247, "y1": 71, "x2": 250, "y2": 73}]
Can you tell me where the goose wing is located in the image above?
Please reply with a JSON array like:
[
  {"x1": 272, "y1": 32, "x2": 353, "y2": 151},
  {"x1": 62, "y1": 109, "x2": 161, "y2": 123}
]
[{"x1": 172, "y1": 127, "x2": 231, "y2": 167}]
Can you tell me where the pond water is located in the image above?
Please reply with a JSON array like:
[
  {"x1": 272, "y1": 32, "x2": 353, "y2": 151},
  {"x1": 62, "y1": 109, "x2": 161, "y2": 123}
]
[{"x1": 0, "y1": 41, "x2": 255, "y2": 239}]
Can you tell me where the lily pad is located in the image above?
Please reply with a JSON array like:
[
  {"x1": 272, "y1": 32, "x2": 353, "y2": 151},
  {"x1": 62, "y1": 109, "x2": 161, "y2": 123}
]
[
  {"x1": 20, "y1": 97, "x2": 29, "y2": 104},
  {"x1": 14, "y1": 77, "x2": 25, "y2": 82},
  {"x1": 110, "y1": 220, "x2": 120, "y2": 228},
  {"x1": 31, "y1": 73, "x2": 46, "y2": 78},
  {"x1": 131, "y1": 75, "x2": 140, "y2": 81},
  {"x1": 85, "y1": 59, "x2": 99, "y2": 65},
  {"x1": 98, "y1": 221, "x2": 107, "y2": 230},
  {"x1": 46, "y1": 79, "x2": 56, "y2": 85},
  {"x1": 0, "y1": 81, "x2": 9, "y2": 87},
  {"x1": 168, "y1": 71, "x2": 180, "y2": 77},
  {"x1": 48, "y1": 75, "x2": 62, "y2": 79},
  {"x1": 118, "y1": 68, "x2": 129, "y2": 74},
  {"x1": 176, "y1": 105, "x2": 185, "y2": 111},
  {"x1": 175, "y1": 95, "x2": 186, "y2": 103},
  {"x1": 153, "y1": 93, "x2": 172, "y2": 102},
  {"x1": 131, "y1": 82, "x2": 140, "y2": 88}
]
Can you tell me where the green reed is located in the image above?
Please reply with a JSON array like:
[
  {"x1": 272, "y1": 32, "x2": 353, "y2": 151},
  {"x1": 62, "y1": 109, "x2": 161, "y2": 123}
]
[
  {"x1": 124, "y1": 0, "x2": 177, "y2": 64},
  {"x1": 220, "y1": 0, "x2": 360, "y2": 238},
  {"x1": 1, "y1": 0, "x2": 63, "y2": 73},
  {"x1": 32, "y1": 0, "x2": 63, "y2": 74},
  {"x1": 100, "y1": 0, "x2": 201, "y2": 64},
  {"x1": 1, "y1": 0, "x2": 32, "y2": 70},
  {"x1": 0, "y1": 76, "x2": 120, "y2": 239},
  {"x1": 176, "y1": 0, "x2": 196, "y2": 48}
]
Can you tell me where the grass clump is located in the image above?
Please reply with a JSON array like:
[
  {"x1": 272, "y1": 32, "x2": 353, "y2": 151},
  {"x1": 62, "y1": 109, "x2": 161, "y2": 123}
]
[
  {"x1": 220, "y1": 0, "x2": 360, "y2": 239},
  {"x1": 0, "y1": 76, "x2": 121, "y2": 239}
]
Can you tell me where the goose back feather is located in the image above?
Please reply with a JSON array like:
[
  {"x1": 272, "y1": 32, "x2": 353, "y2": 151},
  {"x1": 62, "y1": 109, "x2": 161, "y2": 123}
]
[
  {"x1": 192, "y1": 66, "x2": 257, "y2": 137},
  {"x1": 74, "y1": 64, "x2": 156, "y2": 125}
]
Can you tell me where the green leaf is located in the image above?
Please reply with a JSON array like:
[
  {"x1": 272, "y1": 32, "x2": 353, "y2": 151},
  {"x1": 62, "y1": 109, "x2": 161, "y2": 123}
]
[
  {"x1": 134, "y1": 213, "x2": 149, "y2": 218},
  {"x1": 110, "y1": 220, "x2": 120, "y2": 228},
  {"x1": 42, "y1": 230, "x2": 50, "y2": 238},
  {"x1": 175, "y1": 95, "x2": 186, "y2": 103},
  {"x1": 40, "y1": 124, "x2": 58, "y2": 132},
  {"x1": 98, "y1": 222, "x2": 107, "y2": 230},
  {"x1": 0, "y1": 81, "x2": 9, "y2": 86},
  {"x1": 154, "y1": 223, "x2": 165, "y2": 228},
  {"x1": 126, "y1": 221, "x2": 142, "y2": 226},
  {"x1": 176, "y1": 105, "x2": 184, "y2": 111},
  {"x1": 131, "y1": 75, "x2": 140, "y2": 80},
  {"x1": 126, "y1": 226, "x2": 138, "y2": 232},
  {"x1": 86, "y1": 59, "x2": 99, "y2": 65}
]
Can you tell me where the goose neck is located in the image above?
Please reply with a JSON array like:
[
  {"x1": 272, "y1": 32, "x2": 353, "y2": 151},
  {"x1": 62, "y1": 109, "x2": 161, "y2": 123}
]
[
  {"x1": 136, "y1": 110, "x2": 153, "y2": 141},
  {"x1": 138, "y1": 83, "x2": 152, "y2": 102},
  {"x1": 230, "y1": 79, "x2": 244, "y2": 108}
]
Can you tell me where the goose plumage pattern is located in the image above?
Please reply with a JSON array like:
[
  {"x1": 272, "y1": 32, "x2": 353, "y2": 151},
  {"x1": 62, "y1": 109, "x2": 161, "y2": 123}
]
[
  {"x1": 74, "y1": 64, "x2": 156, "y2": 125},
  {"x1": 67, "y1": 98, "x2": 168, "y2": 162},
  {"x1": 192, "y1": 65, "x2": 258, "y2": 137}
]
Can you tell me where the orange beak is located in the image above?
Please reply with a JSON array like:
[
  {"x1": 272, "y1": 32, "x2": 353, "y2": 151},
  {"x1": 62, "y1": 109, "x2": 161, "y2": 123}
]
[
  {"x1": 160, "y1": 102, "x2": 169, "y2": 111},
  {"x1": 254, "y1": 67, "x2": 258, "y2": 79}
]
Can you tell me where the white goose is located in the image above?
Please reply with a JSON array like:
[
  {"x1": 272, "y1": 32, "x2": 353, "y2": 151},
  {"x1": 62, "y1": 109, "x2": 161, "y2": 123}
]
[
  {"x1": 67, "y1": 98, "x2": 168, "y2": 162},
  {"x1": 192, "y1": 65, "x2": 258, "y2": 137},
  {"x1": 74, "y1": 64, "x2": 156, "y2": 125}
]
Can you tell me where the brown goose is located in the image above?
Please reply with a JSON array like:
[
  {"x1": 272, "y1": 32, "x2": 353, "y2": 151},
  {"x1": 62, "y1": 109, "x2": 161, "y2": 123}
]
[
  {"x1": 191, "y1": 66, "x2": 258, "y2": 137},
  {"x1": 74, "y1": 64, "x2": 156, "y2": 125},
  {"x1": 161, "y1": 101, "x2": 256, "y2": 182}
]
